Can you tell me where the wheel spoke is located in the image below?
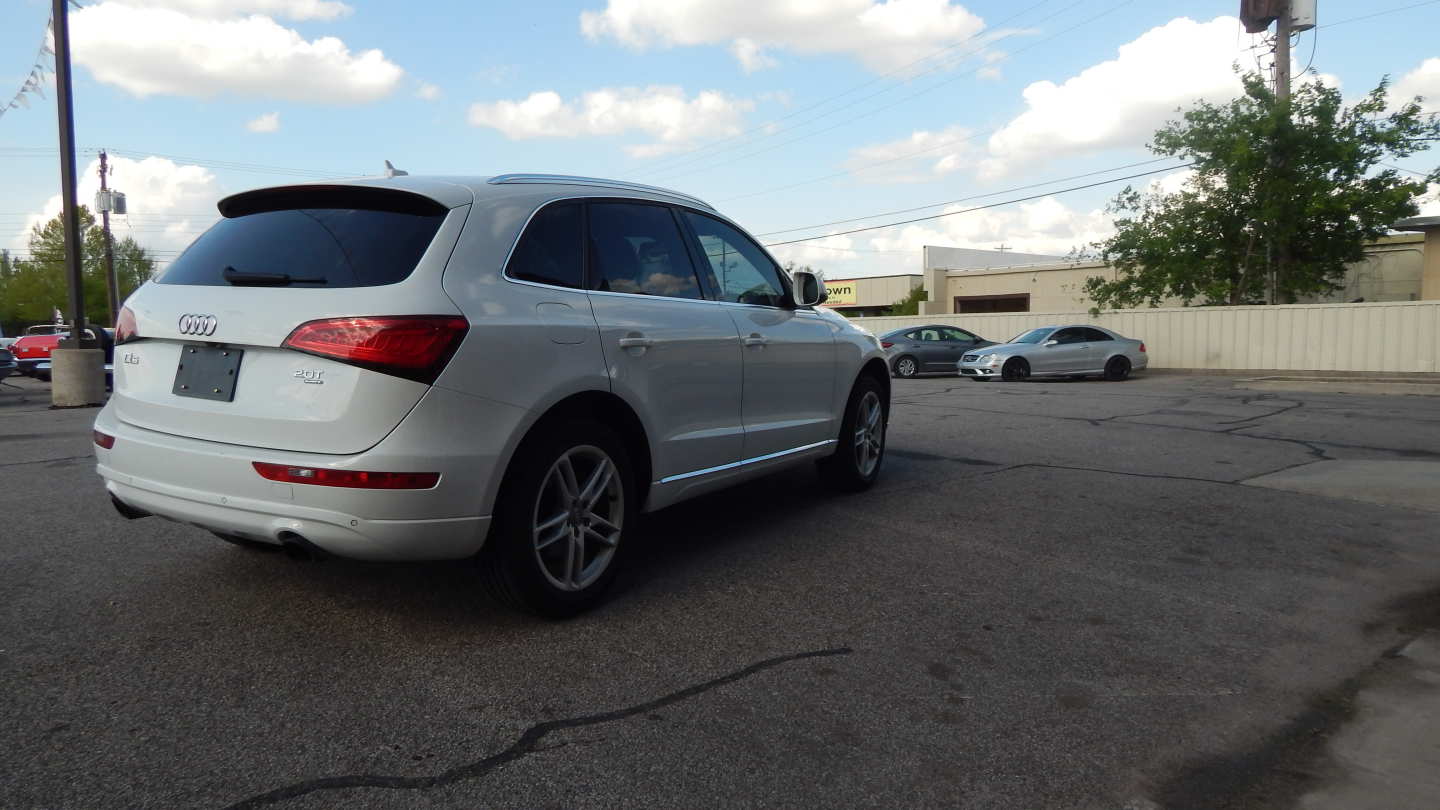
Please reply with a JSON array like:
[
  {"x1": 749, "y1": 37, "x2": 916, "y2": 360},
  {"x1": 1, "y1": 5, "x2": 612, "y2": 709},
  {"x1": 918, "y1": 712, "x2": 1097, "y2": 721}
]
[
  {"x1": 585, "y1": 525, "x2": 619, "y2": 548},
  {"x1": 579, "y1": 459, "x2": 614, "y2": 509},
  {"x1": 586, "y1": 510, "x2": 620, "y2": 534},
  {"x1": 555, "y1": 456, "x2": 579, "y2": 501},
  {"x1": 570, "y1": 532, "x2": 586, "y2": 587},
  {"x1": 535, "y1": 522, "x2": 568, "y2": 551},
  {"x1": 536, "y1": 510, "x2": 568, "y2": 533}
]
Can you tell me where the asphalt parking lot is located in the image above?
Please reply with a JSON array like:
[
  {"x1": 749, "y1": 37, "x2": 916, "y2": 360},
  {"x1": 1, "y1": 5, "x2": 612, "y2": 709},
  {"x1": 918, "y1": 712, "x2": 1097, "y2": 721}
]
[{"x1": 4, "y1": 372, "x2": 1439, "y2": 809}]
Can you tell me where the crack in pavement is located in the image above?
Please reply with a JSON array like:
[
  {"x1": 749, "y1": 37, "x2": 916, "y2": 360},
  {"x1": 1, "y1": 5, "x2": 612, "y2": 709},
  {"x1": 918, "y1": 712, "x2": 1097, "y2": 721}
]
[{"x1": 222, "y1": 646, "x2": 853, "y2": 808}]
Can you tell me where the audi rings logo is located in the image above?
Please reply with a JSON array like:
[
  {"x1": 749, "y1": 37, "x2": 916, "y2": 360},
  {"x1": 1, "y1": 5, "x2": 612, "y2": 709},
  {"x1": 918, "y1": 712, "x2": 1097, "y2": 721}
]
[{"x1": 178, "y1": 314, "x2": 219, "y2": 336}]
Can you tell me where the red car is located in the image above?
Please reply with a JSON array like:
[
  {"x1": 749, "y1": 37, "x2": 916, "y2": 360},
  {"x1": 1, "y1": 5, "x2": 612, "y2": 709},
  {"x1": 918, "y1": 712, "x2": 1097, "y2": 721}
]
[{"x1": 11, "y1": 325, "x2": 110, "y2": 382}]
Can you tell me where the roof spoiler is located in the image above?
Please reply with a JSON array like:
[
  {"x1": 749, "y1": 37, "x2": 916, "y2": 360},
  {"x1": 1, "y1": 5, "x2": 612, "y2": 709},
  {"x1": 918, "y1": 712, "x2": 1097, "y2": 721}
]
[{"x1": 217, "y1": 184, "x2": 449, "y2": 218}]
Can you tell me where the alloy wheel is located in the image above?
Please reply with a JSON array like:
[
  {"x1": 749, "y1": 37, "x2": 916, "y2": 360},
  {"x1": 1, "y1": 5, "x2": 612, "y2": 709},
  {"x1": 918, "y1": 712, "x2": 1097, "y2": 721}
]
[
  {"x1": 531, "y1": 445, "x2": 624, "y2": 592},
  {"x1": 854, "y1": 390, "x2": 884, "y2": 477}
]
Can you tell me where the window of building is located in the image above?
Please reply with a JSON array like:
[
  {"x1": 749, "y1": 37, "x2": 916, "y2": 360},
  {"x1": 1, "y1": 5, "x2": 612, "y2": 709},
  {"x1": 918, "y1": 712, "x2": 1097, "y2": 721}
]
[{"x1": 954, "y1": 293, "x2": 1030, "y2": 314}]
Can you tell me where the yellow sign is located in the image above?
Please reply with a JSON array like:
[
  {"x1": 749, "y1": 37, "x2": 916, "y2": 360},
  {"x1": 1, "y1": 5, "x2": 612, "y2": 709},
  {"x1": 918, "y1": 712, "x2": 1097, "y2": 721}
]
[{"x1": 823, "y1": 279, "x2": 857, "y2": 307}]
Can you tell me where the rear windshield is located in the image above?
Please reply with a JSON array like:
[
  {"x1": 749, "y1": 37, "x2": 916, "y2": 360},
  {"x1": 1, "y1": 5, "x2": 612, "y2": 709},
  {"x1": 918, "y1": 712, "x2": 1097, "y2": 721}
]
[
  {"x1": 1009, "y1": 328, "x2": 1053, "y2": 344},
  {"x1": 157, "y1": 208, "x2": 447, "y2": 287}
]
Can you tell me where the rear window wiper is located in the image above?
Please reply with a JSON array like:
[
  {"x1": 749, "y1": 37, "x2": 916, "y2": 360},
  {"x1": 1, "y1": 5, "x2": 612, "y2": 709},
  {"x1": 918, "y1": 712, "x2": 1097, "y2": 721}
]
[{"x1": 222, "y1": 266, "x2": 327, "y2": 286}]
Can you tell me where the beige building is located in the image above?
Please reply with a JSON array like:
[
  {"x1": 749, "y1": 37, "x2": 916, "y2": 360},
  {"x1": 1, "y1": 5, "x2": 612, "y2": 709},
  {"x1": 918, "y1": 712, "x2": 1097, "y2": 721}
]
[
  {"x1": 918, "y1": 232, "x2": 1433, "y2": 315},
  {"x1": 820, "y1": 274, "x2": 923, "y2": 318}
]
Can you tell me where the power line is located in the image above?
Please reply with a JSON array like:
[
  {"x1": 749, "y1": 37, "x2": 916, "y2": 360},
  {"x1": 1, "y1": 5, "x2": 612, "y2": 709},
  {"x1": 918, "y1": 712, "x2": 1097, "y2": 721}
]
[
  {"x1": 755, "y1": 158, "x2": 1179, "y2": 237},
  {"x1": 649, "y1": 0, "x2": 1138, "y2": 184},
  {"x1": 1382, "y1": 162, "x2": 1437, "y2": 178},
  {"x1": 629, "y1": 0, "x2": 1067, "y2": 180},
  {"x1": 762, "y1": 163, "x2": 1191, "y2": 247},
  {"x1": 1319, "y1": 0, "x2": 1440, "y2": 29}
]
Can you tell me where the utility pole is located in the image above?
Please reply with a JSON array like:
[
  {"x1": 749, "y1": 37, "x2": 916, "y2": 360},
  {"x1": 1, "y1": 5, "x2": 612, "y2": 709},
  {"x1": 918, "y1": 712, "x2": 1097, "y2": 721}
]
[
  {"x1": 49, "y1": 0, "x2": 105, "y2": 406},
  {"x1": 99, "y1": 150, "x2": 119, "y2": 325},
  {"x1": 51, "y1": 0, "x2": 87, "y2": 348},
  {"x1": 1274, "y1": 3, "x2": 1292, "y2": 103}
]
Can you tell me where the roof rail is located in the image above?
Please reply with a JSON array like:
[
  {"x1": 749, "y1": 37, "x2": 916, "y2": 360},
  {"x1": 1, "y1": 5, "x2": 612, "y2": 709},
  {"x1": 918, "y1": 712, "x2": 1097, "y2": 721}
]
[{"x1": 486, "y1": 174, "x2": 714, "y2": 210}]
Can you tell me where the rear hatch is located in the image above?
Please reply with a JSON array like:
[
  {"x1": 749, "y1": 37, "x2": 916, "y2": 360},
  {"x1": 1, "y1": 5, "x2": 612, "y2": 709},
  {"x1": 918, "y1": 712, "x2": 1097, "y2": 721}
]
[{"x1": 112, "y1": 183, "x2": 472, "y2": 455}]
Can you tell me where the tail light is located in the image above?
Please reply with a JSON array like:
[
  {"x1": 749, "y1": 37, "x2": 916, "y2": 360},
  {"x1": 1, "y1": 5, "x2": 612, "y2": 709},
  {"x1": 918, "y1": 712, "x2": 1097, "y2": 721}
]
[
  {"x1": 1138, "y1": 342, "x2": 1147, "y2": 353},
  {"x1": 253, "y1": 462, "x2": 439, "y2": 490},
  {"x1": 881, "y1": 341, "x2": 894, "y2": 349},
  {"x1": 281, "y1": 315, "x2": 468, "y2": 384},
  {"x1": 94, "y1": 430, "x2": 116, "y2": 449},
  {"x1": 115, "y1": 306, "x2": 138, "y2": 344}
]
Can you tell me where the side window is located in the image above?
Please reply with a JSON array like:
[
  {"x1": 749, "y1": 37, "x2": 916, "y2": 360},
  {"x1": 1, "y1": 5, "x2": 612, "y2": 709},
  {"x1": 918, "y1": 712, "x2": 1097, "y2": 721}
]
[
  {"x1": 904, "y1": 330, "x2": 923, "y2": 341},
  {"x1": 1051, "y1": 328, "x2": 1086, "y2": 344},
  {"x1": 587, "y1": 202, "x2": 704, "y2": 300},
  {"x1": 940, "y1": 327, "x2": 976, "y2": 343},
  {"x1": 506, "y1": 202, "x2": 582, "y2": 288},
  {"x1": 1084, "y1": 327, "x2": 1113, "y2": 342},
  {"x1": 680, "y1": 211, "x2": 787, "y2": 307},
  {"x1": 918, "y1": 329, "x2": 943, "y2": 342}
]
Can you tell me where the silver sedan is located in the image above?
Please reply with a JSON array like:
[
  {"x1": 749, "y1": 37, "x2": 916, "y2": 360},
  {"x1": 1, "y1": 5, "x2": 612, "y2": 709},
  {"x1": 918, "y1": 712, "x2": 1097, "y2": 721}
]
[{"x1": 958, "y1": 325, "x2": 1148, "y2": 382}]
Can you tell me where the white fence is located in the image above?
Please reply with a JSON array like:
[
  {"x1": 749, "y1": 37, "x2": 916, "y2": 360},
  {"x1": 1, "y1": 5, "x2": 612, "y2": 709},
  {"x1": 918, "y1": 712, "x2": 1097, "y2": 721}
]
[{"x1": 851, "y1": 300, "x2": 1440, "y2": 373}]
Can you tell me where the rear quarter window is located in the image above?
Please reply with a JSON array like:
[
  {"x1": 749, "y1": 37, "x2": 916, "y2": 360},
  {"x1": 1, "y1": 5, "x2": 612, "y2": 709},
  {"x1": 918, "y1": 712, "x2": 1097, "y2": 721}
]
[{"x1": 158, "y1": 207, "x2": 447, "y2": 288}]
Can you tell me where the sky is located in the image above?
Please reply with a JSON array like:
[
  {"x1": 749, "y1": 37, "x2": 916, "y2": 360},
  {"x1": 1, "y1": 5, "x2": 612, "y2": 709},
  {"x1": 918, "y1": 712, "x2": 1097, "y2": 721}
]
[{"x1": 1, "y1": 0, "x2": 1439, "y2": 283}]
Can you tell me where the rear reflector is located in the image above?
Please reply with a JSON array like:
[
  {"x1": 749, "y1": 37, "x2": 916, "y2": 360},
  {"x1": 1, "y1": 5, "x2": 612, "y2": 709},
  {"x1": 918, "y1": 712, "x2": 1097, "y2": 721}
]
[
  {"x1": 94, "y1": 430, "x2": 116, "y2": 449},
  {"x1": 282, "y1": 315, "x2": 468, "y2": 384},
  {"x1": 252, "y1": 462, "x2": 440, "y2": 490}
]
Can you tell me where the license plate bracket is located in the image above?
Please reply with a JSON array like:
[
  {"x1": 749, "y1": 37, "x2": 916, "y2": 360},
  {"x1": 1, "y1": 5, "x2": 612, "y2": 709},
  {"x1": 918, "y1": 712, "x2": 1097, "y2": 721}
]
[{"x1": 172, "y1": 344, "x2": 243, "y2": 402}]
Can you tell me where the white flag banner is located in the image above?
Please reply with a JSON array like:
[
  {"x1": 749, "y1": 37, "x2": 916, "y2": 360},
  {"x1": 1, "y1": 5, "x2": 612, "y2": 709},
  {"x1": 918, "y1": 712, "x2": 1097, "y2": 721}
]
[{"x1": 0, "y1": 15, "x2": 56, "y2": 123}]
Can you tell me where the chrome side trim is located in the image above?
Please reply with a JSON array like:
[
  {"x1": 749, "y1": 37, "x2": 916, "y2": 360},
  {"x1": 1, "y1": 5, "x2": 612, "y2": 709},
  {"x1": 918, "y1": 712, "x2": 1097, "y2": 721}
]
[
  {"x1": 656, "y1": 439, "x2": 837, "y2": 484},
  {"x1": 486, "y1": 174, "x2": 715, "y2": 211}
]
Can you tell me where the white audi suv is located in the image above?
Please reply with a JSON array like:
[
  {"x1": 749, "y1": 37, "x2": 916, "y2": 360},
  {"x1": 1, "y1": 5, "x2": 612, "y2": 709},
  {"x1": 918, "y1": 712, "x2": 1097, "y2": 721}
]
[{"x1": 93, "y1": 174, "x2": 890, "y2": 615}]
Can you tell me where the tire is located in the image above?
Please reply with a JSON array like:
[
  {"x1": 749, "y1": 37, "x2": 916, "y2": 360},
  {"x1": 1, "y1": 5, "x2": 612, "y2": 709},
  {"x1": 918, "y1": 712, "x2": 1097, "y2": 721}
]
[
  {"x1": 893, "y1": 356, "x2": 918, "y2": 379},
  {"x1": 480, "y1": 419, "x2": 633, "y2": 618},
  {"x1": 1001, "y1": 358, "x2": 1030, "y2": 382},
  {"x1": 1104, "y1": 356, "x2": 1132, "y2": 381},
  {"x1": 818, "y1": 374, "x2": 887, "y2": 493}
]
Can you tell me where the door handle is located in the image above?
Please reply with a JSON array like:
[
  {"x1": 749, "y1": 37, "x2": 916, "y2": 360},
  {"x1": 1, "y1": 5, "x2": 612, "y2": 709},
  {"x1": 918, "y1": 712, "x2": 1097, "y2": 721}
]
[
  {"x1": 742, "y1": 334, "x2": 768, "y2": 347},
  {"x1": 618, "y1": 336, "x2": 654, "y2": 349}
]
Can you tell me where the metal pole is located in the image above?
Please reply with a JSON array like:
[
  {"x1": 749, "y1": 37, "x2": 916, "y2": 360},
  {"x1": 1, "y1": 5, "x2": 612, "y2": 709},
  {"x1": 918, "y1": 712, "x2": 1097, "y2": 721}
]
[
  {"x1": 51, "y1": 0, "x2": 90, "y2": 349},
  {"x1": 1270, "y1": 4, "x2": 1293, "y2": 305},
  {"x1": 99, "y1": 150, "x2": 119, "y2": 325},
  {"x1": 1275, "y1": 4, "x2": 1292, "y2": 103}
]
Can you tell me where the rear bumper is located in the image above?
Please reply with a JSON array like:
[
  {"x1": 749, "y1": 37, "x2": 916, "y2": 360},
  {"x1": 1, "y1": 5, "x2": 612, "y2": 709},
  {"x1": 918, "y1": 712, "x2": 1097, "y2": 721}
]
[{"x1": 93, "y1": 401, "x2": 500, "y2": 561}]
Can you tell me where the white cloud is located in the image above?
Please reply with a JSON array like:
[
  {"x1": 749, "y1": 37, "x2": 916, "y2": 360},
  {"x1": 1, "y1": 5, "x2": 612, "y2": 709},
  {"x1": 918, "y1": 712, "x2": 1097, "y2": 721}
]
[
  {"x1": 9, "y1": 157, "x2": 224, "y2": 262},
  {"x1": 730, "y1": 38, "x2": 778, "y2": 73},
  {"x1": 1417, "y1": 184, "x2": 1440, "y2": 217},
  {"x1": 580, "y1": 0, "x2": 988, "y2": 73},
  {"x1": 72, "y1": 2, "x2": 403, "y2": 103},
  {"x1": 845, "y1": 124, "x2": 977, "y2": 183},
  {"x1": 468, "y1": 86, "x2": 754, "y2": 158},
  {"x1": 245, "y1": 111, "x2": 280, "y2": 132},
  {"x1": 980, "y1": 16, "x2": 1257, "y2": 179},
  {"x1": 416, "y1": 82, "x2": 441, "y2": 101},
  {"x1": 1394, "y1": 57, "x2": 1440, "y2": 113},
  {"x1": 867, "y1": 196, "x2": 1112, "y2": 258},
  {"x1": 977, "y1": 66, "x2": 1002, "y2": 80},
  {"x1": 113, "y1": 0, "x2": 352, "y2": 20}
]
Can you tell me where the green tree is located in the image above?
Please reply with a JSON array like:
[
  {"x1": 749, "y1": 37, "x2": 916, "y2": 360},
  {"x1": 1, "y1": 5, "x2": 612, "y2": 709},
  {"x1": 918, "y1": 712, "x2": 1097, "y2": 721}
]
[
  {"x1": 885, "y1": 285, "x2": 928, "y2": 316},
  {"x1": 0, "y1": 206, "x2": 157, "y2": 330},
  {"x1": 1086, "y1": 72, "x2": 1440, "y2": 308}
]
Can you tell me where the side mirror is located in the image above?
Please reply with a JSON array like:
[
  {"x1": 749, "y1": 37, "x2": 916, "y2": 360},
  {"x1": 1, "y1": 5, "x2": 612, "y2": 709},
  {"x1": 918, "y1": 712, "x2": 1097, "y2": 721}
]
[
  {"x1": 792, "y1": 270, "x2": 825, "y2": 307},
  {"x1": 1043, "y1": 339, "x2": 1059, "y2": 347}
]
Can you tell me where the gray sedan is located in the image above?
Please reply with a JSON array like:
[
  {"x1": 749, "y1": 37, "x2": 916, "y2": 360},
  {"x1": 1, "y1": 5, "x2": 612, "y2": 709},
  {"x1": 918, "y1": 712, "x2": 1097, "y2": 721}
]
[
  {"x1": 957, "y1": 325, "x2": 1148, "y2": 382},
  {"x1": 880, "y1": 325, "x2": 996, "y2": 378}
]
